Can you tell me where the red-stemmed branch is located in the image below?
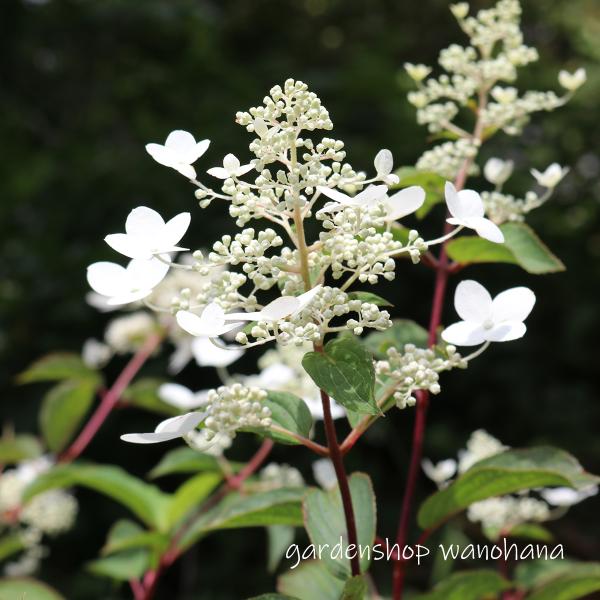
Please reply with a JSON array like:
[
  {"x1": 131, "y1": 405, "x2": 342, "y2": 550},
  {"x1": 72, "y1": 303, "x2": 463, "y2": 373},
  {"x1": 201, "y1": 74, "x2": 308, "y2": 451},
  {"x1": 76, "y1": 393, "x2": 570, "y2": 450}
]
[{"x1": 59, "y1": 331, "x2": 163, "y2": 463}]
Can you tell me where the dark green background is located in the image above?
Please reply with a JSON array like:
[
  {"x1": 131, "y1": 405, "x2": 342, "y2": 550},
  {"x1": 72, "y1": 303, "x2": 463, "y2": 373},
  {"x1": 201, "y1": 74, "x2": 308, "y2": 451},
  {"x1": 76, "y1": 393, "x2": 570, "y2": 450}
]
[{"x1": 1, "y1": 0, "x2": 599, "y2": 597}]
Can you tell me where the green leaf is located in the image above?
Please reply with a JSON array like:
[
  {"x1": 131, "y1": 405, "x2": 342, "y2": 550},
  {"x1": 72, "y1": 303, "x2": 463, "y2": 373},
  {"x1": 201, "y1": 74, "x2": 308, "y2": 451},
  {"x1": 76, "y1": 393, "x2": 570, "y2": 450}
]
[
  {"x1": 414, "y1": 569, "x2": 510, "y2": 600},
  {"x1": 22, "y1": 463, "x2": 172, "y2": 531},
  {"x1": 418, "y1": 446, "x2": 600, "y2": 530},
  {"x1": 87, "y1": 550, "x2": 149, "y2": 581},
  {"x1": 446, "y1": 223, "x2": 565, "y2": 274},
  {"x1": 149, "y1": 447, "x2": 230, "y2": 479},
  {"x1": 341, "y1": 575, "x2": 368, "y2": 600},
  {"x1": 392, "y1": 167, "x2": 446, "y2": 219},
  {"x1": 250, "y1": 391, "x2": 313, "y2": 445},
  {"x1": 0, "y1": 533, "x2": 25, "y2": 562},
  {"x1": 506, "y1": 523, "x2": 554, "y2": 542},
  {"x1": 0, "y1": 435, "x2": 43, "y2": 464},
  {"x1": 302, "y1": 336, "x2": 377, "y2": 415},
  {"x1": 178, "y1": 488, "x2": 305, "y2": 552},
  {"x1": 268, "y1": 525, "x2": 296, "y2": 573},
  {"x1": 347, "y1": 291, "x2": 393, "y2": 307},
  {"x1": 39, "y1": 380, "x2": 97, "y2": 453},
  {"x1": 17, "y1": 352, "x2": 100, "y2": 385},
  {"x1": 101, "y1": 520, "x2": 168, "y2": 556},
  {"x1": 364, "y1": 319, "x2": 429, "y2": 359},
  {"x1": 120, "y1": 378, "x2": 179, "y2": 416},
  {"x1": 167, "y1": 472, "x2": 222, "y2": 528},
  {"x1": 278, "y1": 561, "x2": 345, "y2": 600},
  {"x1": 526, "y1": 563, "x2": 600, "y2": 600},
  {"x1": 0, "y1": 578, "x2": 65, "y2": 600},
  {"x1": 303, "y1": 473, "x2": 376, "y2": 579}
]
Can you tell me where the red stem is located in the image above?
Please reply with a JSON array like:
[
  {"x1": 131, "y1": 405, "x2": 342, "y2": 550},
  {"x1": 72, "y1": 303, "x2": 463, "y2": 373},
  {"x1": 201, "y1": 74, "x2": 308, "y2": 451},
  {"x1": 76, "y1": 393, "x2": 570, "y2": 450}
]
[
  {"x1": 320, "y1": 388, "x2": 361, "y2": 576},
  {"x1": 391, "y1": 162, "x2": 473, "y2": 599},
  {"x1": 59, "y1": 332, "x2": 163, "y2": 463}
]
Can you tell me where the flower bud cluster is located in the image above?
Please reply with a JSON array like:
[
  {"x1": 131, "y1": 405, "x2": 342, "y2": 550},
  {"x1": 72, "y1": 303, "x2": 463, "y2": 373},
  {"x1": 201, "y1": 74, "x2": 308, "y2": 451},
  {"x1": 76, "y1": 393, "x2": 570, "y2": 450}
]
[
  {"x1": 194, "y1": 271, "x2": 252, "y2": 312},
  {"x1": 202, "y1": 384, "x2": 272, "y2": 441},
  {"x1": 467, "y1": 495, "x2": 551, "y2": 532},
  {"x1": 482, "y1": 190, "x2": 545, "y2": 224},
  {"x1": 104, "y1": 312, "x2": 157, "y2": 354},
  {"x1": 259, "y1": 463, "x2": 305, "y2": 489},
  {"x1": 376, "y1": 343, "x2": 466, "y2": 409},
  {"x1": 416, "y1": 139, "x2": 480, "y2": 180}
]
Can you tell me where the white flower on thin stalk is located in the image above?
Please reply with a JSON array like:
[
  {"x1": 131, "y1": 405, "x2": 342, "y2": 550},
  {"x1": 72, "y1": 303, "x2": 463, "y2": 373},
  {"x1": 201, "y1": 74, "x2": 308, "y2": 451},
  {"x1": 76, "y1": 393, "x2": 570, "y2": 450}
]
[
  {"x1": 176, "y1": 303, "x2": 243, "y2": 339},
  {"x1": 191, "y1": 336, "x2": 244, "y2": 367},
  {"x1": 422, "y1": 458, "x2": 457, "y2": 487},
  {"x1": 120, "y1": 412, "x2": 205, "y2": 444},
  {"x1": 530, "y1": 163, "x2": 569, "y2": 189},
  {"x1": 445, "y1": 182, "x2": 504, "y2": 243},
  {"x1": 87, "y1": 258, "x2": 170, "y2": 306},
  {"x1": 159, "y1": 383, "x2": 210, "y2": 410},
  {"x1": 145, "y1": 130, "x2": 210, "y2": 179},
  {"x1": 558, "y1": 68, "x2": 586, "y2": 92},
  {"x1": 223, "y1": 285, "x2": 322, "y2": 322},
  {"x1": 207, "y1": 154, "x2": 254, "y2": 179},
  {"x1": 442, "y1": 280, "x2": 536, "y2": 346},
  {"x1": 483, "y1": 158, "x2": 514, "y2": 187},
  {"x1": 105, "y1": 206, "x2": 191, "y2": 260},
  {"x1": 374, "y1": 149, "x2": 400, "y2": 185},
  {"x1": 540, "y1": 485, "x2": 598, "y2": 507}
]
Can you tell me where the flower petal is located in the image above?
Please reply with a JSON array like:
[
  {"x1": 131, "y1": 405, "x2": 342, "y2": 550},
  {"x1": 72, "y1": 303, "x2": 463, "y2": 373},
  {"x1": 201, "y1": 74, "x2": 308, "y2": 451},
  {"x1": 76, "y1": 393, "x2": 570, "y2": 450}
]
[
  {"x1": 296, "y1": 285, "x2": 323, "y2": 311},
  {"x1": 125, "y1": 206, "x2": 165, "y2": 237},
  {"x1": 120, "y1": 431, "x2": 185, "y2": 444},
  {"x1": 467, "y1": 216, "x2": 504, "y2": 243},
  {"x1": 492, "y1": 287, "x2": 536, "y2": 323},
  {"x1": 456, "y1": 189, "x2": 484, "y2": 218},
  {"x1": 454, "y1": 280, "x2": 493, "y2": 322},
  {"x1": 355, "y1": 184, "x2": 389, "y2": 205},
  {"x1": 176, "y1": 310, "x2": 210, "y2": 336},
  {"x1": 155, "y1": 412, "x2": 204, "y2": 434},
  {"x1": 145, "y1": 144, "x2": 177, "y2": 168},
  {"x1": 174, "y1": 163, "x2": 197, "y2": 180},
  {"x1": 127, "y1": 257, "x2": 171, "y2": 290},
  {"x1": 318, "y1": 186, "x2": 352, "y2": 204},
  {"x1": 384, "y1": 186, "x2": 425, "y2": 221},
  {"x1": 441, "y1": 321, "x2": 488, "y2": 346},
  {"x1": 260, "y1": 296, "x2": 300, "y2": 320},
  {"x1": 374, "y1": 149, "x2": 393, "y2": 176},
  {"x1": 162, "y1": 212, "x2": 191, "y2": 248},
  {"x1": 165, "y1": 130, "x2": 196, "y2": 153},
  {"x1": 191, "y1": 337, "x2": 244, "y2": 367},
  {"x1": 207, "y1": 167, "x2": 231, "y2": 179},
  {"x1": 158, "y1": 383, "x2": 196, "y2": 409},
  {"x1": 223, "y1": 153, "x2": 240, "y2": 172},
  {"x1": 444, "y1": 181, "x2": 461, "y2": 218},
  {"x1": 486, "y1": 321, "x2": 526, "y2": 342},
  {"x1": 105, "y1": 233, "x2": 152, "y2": 260},
  {"x1": 186, "y1": 139, "x2": 210, "y2": 164},
  {"x1": 87, "y1": 262, "x2": 128, "y2": 297},
  {"x1": 106, "y1": 290, "x2": 152, "y2": 306},
  {"x1": 234, "y1": 163, "x2": 255, "y2": 177}
]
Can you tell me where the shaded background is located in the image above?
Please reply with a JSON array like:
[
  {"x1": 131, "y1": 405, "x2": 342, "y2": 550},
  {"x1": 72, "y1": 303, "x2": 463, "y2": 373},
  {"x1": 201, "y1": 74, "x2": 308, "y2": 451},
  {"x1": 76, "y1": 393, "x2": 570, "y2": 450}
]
[{"x1": 1, "y1": 0, "x2": 599, "y2": 597}]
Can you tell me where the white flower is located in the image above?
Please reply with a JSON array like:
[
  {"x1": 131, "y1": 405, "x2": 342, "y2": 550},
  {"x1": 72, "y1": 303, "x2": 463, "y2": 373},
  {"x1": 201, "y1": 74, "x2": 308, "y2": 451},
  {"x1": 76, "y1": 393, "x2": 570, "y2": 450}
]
[
  {"x1": 484, "y1": 158, "x2": 514, "y2": 186},
  {"x1": 404, "y1": 63, "x2": 432, "y2": 82},
  {"x1": 374, "y1": 149, "x2": 400, "y2": 184},
  {"x1": 207, "y1": 153, "x2": 254, "y2": 179},
  {"x1": 490, "y1": 86, "x2": 518, "y2": 105},
  {"x1": 530, "y1": 163, "x2": 569, "y2": 188},
  {"x1": 191, "y1": 336, "x2": 244, "y2": 367},
  {"x1": 445, "y1": 182, "x2": 504, "y2": 243},
  {"x1": 120, "y1": 412, "x2": 204, "y2": 444},
  {"x1": 317, "y1": 185, "x2": 389, "y2": 212},
  {"x1": 223, "y1": 285, "x2": 323, "y2": 322},
  {"x1": 540, "y1": 485, "x2": 598, "y2": 507},
  {"x1": 422, "y1": 458, "x2": 457, "y2": 486},
  {"x1": 87, "y1": 258, "x2": 170, "y2": 306},
  {"x1": 442, "y1": 280, "x2": 535, "y2": 346},
  {"x1": 558, "y1": 68, "x2": 586, "y2": 92},
  {"x1": 176, "y1": 303, "x2": 243, "y2": 338},
  {"x1": 104, "y1": 312, "x2": 156, "y2": 354},
  {"x1": 312, "y1": 459, "x2": 337, "y2": 490},
  {"x1": 449, "y1": 2, "x2": 469, "y2": 19},
  {"x1": 158, "y1": 383, "x2": 209, "y2": 410},
  {"x1": 145, "y1": 130, "x2": 210, "y2": 179},
  {"x1": 82, "y1": 338, "x2": 112, "y2": 369},
  {"x1": 104, "y1": 206, "x2": 190, "y2": 260},
  {"x1": 85, "y1": 291, "x2": 121, "y2": 313},
  {"x1": 382, "y1": 186, "x2": 426, "y2": 221}
]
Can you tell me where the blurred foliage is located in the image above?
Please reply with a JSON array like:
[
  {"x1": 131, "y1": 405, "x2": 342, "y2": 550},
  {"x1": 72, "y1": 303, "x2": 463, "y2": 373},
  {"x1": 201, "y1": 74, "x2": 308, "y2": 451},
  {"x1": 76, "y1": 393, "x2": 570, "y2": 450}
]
[{"x1": 1, "y1": 0, "x2": 599, "y2": 597}]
